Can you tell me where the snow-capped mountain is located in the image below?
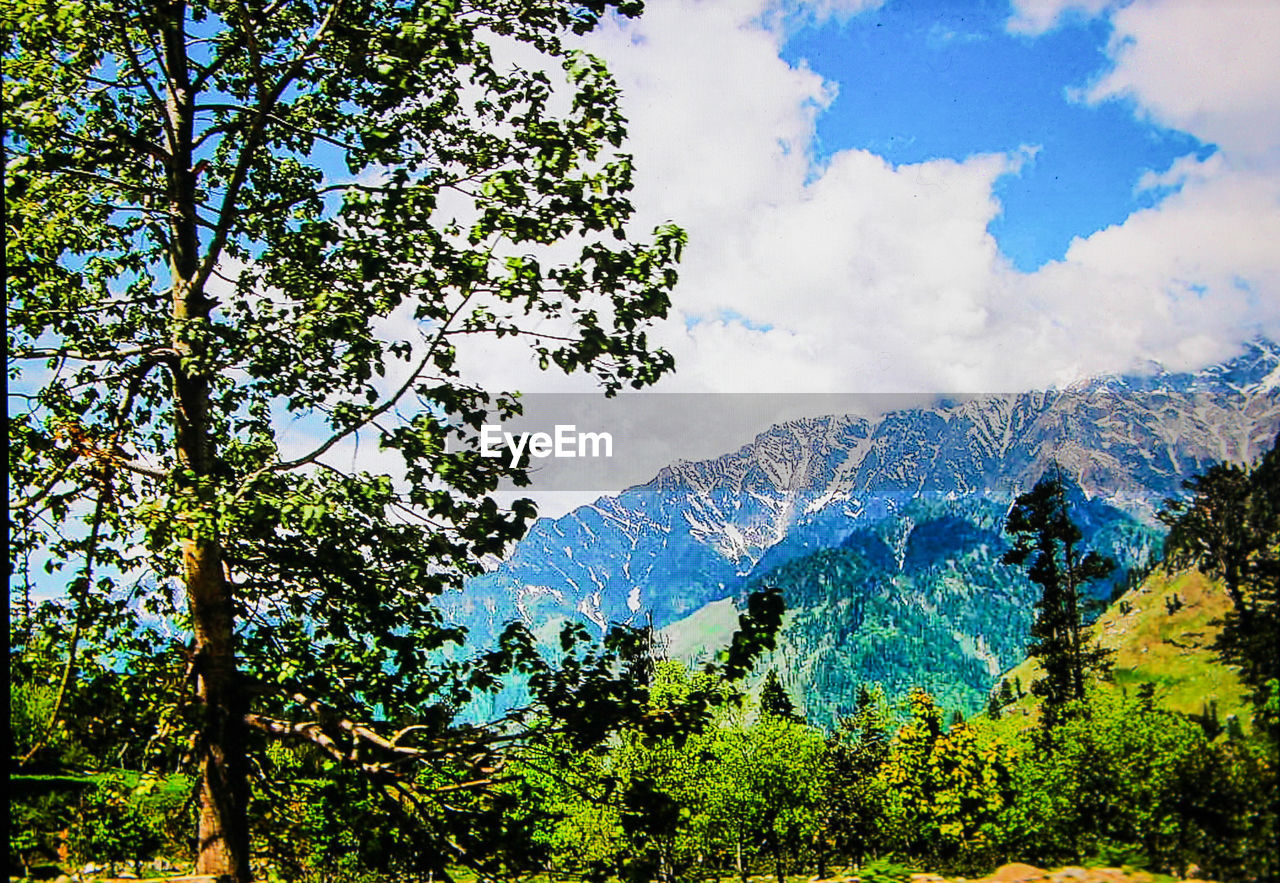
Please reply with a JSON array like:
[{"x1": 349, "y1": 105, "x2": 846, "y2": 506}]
[{"x1": 448, "y1": 340, "x2": 1280, "y2": 638}]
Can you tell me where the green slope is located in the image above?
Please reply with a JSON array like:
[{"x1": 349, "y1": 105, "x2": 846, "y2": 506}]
[
  {"x1": 987, "y1": 566, "x2": 1250, "y2": 733},
  {"x1": 659, "y1": 596, "x2": 740, "y2": 664}
]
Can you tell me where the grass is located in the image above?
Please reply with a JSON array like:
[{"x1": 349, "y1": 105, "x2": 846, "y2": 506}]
[
  {"x1": 979, "y1": 566, "x2": 1250, "y2": 739},
  {"x1": 660, "y1": 596, "x2": 741, "y2": 663}
]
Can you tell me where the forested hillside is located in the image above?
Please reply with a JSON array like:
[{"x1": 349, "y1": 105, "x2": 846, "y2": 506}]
[
  {"x1": 15, "y1": 449, "x2": 1278, "y2": 883},
  {"x1": 663, "y1": 489, "x2": 1160, "y2": 725}
]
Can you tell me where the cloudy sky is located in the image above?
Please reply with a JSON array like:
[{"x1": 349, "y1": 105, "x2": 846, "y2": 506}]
[
  {"x1": 285, "y1": 0, "x2": 1280, "y2": 513},
  {"x1": 517, "y1": 0, "x2": 1280, "y2": 396}
]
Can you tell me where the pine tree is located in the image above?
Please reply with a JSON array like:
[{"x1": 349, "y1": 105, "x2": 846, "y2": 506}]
[
  {"x1": 1003, "y1": 467, "x2": 1114, "y2": 726},
  {"x1": 760, "y1": 668, "x2": 800, "y2": 722},
  {"x1": 999, "y1": 678, "x2": 1016, "y2": 707}
]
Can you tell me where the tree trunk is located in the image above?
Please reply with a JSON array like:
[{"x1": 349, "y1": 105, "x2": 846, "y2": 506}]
[
  {"x1": 187, "y1": 535, "x2": 250, "y2": 883},
  {"x1": 161, "y1": 1, "x2": 250, "y2": 876}
]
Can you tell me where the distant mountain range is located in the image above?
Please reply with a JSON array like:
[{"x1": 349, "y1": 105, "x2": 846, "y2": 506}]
[
  {"x1": 445, "y1": 340, "x2": 1280, "y2": 720},
  {"x1": 723, "y1": 486, "x2": 1162, "y2": 723}
]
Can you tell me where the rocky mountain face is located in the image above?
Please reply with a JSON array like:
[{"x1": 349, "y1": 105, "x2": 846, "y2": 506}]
[{"x1": 448, "y1": 340, "x2": 1280, "y2": 653}]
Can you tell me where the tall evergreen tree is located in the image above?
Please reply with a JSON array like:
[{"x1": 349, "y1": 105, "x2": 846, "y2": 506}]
[
  {"x1": 821, "y1": 684, "x2": 892, "y2": 870},
  {"x1": 999, "y1": 678, "x2": 1016, "y2": 707},
  {"x1": 1002, "y1": 468, "x2": 1114, "y2": 726}
]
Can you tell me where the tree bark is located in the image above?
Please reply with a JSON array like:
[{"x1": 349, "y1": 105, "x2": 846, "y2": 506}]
[{"x1": 186, "y1": 534, "x2": 249, "y2": 883}]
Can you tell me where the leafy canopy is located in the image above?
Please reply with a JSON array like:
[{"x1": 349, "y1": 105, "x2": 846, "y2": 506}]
[
  {"x1": 1160, "y1": 435, "x2": 1280, "y2": 739},
  {"x1": 1, "y1": 0, "x2": 772, "y2": 877}
]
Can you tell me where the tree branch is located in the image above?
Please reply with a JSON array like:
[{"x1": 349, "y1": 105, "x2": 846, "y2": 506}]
[
  {"x1": 259, "y1": 264, "x2": 491, "y2": 481},
  {"x1": 18, "y1": 466, "x2": 116, "y2": 767},
  {"x1": 109, "y1": 7, "x2": 173, "y2": 145},
  {"x1": 194, "y1": 0, "x2": 347, "y2": 296}
]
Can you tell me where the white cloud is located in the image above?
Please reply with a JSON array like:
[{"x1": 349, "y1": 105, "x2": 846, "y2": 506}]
[
  {"x1": 406, "y1": 0, "x2": 1280, "y2": 512},
  {"x1": 587, "y1": 0, "x2": 833, "y2": 232},
  {"x1": 1134, "y1": 151, "x2": 1223, "y2": 193},
  {"x1": 1006, "y1": 0, "x2": 1113, "y2": 36},
  {"x1": 564, "y1": 0, "x2": 1044, "y2": 393},
  {"x1": 564, "y1": 0, "x2": 1280, "y2": 396},
  {"x1": 1009, "y1": 0, "x2": 1280, "y2": 165},
  {"x1": 1001, "y1": 0, "x2": 1280, "y2": 376},
  {"x1": 455, "y1": 0, "x2": 1280, "y2": 417},
  {"x1": 776, "y1": 0, "x2": 886, "y2": 28},
  {"x1": 1085, "y1": 0, "x2": 1280, "y2": 166}
]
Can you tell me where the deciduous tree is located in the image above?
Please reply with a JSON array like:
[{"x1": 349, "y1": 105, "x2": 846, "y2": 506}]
[{"x1": 3, "y1": 2, "x2": 783, "y2": 879}]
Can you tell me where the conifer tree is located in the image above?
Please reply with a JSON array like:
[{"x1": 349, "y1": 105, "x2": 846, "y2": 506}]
[
  {"x1": 760, "y1": 668, "x2": 800, "y2": 722},
  {"x1": 1003, "y1": 468, "x2": 1114, "y2": 726},
  {"x1": 999, "y1": 678, "x2": 1016, "y2": 707}
]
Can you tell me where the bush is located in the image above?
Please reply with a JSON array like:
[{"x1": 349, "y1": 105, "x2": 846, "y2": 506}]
[
  {"x1": 66, "y1": 773, "x2": 191, "y2": 873},
  {"x1": 856, "y1": 857, "x2": 919, "y2": 883},
  {"x1": 1001, "y1": 687, "x2": 1276, "y2": 880}
]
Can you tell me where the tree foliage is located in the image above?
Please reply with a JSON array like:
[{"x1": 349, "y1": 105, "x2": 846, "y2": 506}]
[
  {"x1": 517, "y1": 661, "x2": 829, "y2": 883},
  {"x1": 1160, "y1": 434, "x2": 1280, "y2": 738},
  {"x1": 877, "y1": 690, "x2": 1010, "y2": 870},
  {"x1": 759, "y1": 668, "x2": 800, "y2": 723},
  {"x1": 1002, "y1": 469, "x2": 1114, "y2": 726},
  {"x1": 821, "y1": 684, "x2": 894, "y2": 870},
  {"x1": 0, "y1": 0, "x2": 789, "y2": 878},
  {"x1": 1001, "y1": 687, "x2": 1276, "y2": 879}
]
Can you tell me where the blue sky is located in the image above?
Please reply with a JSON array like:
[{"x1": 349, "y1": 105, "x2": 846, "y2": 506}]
[{"x1": 780, "y1": 2, "x2": 1211, "y2": 271}]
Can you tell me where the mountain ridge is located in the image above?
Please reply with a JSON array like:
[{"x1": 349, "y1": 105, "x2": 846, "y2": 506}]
[{"x1": 446, "y1": 340, "x2": 1280, "y2": 644}]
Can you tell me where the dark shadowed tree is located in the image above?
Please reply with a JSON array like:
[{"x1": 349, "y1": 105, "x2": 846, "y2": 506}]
[
  {"x1": 4, "y1": 1, "x2": 787, "y2": 879},
  {"x1": 760, "y1": 668, "x2": 800, "y2": 722},
  {"x1": 999, "y1": 678, "x2": 1016, "y2": 708},
  {"x1": 820, "y1": 683, "x2": 892, "y2": 870},
  {"x1": 1002, "y1": 468, "x2": 1114, "y2": 727},
  {"x1": 1160, "y1": 434, "x2": 1280, "y2": 739}
]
